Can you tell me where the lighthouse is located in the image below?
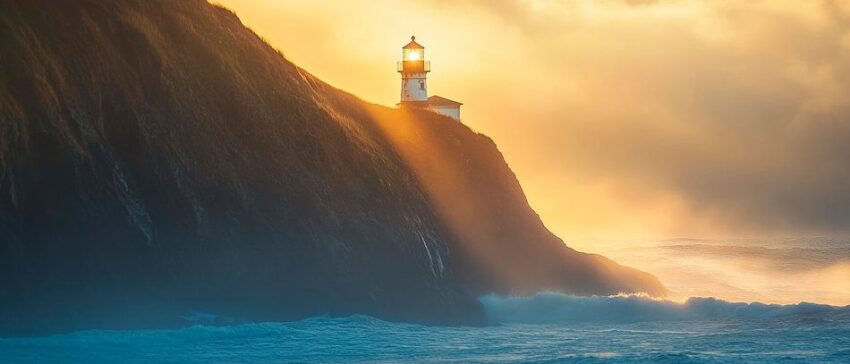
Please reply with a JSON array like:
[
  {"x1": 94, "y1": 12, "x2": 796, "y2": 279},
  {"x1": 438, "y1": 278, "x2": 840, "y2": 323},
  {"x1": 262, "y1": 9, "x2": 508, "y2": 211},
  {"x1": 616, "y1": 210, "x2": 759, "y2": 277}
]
[
  {"x1": 398, "y1": 36, "x2": 429, "y2": 105},
  {"x1": 397, "y1": 36, "x2": 462, "y2": 121}
]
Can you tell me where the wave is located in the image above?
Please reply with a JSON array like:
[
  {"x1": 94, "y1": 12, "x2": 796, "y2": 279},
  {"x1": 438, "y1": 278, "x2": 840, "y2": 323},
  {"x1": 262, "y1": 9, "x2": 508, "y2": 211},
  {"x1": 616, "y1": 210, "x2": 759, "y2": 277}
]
[
  {"x1": 3, "y1": 313, "x2": 848, "y2": 364},
  {"x1": 480, "y1": 292, "x2": 850, "y2": 324}
]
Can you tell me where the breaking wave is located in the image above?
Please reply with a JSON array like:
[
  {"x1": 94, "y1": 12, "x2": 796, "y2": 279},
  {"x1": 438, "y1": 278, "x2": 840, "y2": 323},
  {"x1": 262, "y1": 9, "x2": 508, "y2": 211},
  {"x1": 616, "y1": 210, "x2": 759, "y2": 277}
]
[{"x1": 480, "y1": 292, "x2": 850, "y2": 324}]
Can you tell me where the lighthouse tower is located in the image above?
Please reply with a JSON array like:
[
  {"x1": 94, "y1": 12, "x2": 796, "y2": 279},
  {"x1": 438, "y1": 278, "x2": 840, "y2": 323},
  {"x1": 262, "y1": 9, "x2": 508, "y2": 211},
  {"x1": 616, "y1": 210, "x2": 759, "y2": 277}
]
[{"x1": 398, "y1": 36, "x2": 430, "y2": 106}]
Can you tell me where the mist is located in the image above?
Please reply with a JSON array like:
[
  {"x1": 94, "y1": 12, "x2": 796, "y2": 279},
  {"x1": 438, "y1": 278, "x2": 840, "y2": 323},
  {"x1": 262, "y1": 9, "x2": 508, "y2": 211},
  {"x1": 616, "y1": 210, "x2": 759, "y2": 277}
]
[{"x1": 215, "y1": 0, "x2": 850, "y2": 241}]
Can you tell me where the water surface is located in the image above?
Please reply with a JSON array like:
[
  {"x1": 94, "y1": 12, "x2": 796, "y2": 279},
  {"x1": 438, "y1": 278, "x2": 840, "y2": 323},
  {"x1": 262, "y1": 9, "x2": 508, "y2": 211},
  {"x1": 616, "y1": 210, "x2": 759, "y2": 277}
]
[{"x1": 2, "y1": 293, "x2": 847, "y2": 363}]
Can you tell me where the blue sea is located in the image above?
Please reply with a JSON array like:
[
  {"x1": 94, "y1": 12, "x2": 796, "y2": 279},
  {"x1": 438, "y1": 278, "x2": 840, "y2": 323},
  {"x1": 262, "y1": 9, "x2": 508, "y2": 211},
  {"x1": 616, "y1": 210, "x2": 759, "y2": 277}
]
[{"x1": 1, "y1": 293, "x2": 848, "y2": 363}]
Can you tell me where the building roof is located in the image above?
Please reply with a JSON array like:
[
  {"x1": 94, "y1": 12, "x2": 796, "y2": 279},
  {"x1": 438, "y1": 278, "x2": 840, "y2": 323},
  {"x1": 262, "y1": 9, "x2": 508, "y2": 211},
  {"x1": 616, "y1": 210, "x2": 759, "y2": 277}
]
[
  {"x1": 403, "y1": 36, "x2": 424, "y2": 49},
  {"x1": 428, "y1": 95, "x2": 463, "y2": 107}
]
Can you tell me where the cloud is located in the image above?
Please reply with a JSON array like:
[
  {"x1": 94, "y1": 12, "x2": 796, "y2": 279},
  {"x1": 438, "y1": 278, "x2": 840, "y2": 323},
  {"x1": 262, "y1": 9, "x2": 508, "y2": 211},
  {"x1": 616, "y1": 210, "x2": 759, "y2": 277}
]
[{"x1": 420, "y1": 0, "x2": 850, "y2": 236}]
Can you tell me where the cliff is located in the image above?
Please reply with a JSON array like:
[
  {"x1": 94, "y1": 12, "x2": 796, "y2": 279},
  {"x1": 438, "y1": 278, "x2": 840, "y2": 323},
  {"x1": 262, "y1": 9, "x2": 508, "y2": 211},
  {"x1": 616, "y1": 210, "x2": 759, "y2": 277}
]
[{"x1": 0, "y1": 0, "x2": 663, "y2": 336}]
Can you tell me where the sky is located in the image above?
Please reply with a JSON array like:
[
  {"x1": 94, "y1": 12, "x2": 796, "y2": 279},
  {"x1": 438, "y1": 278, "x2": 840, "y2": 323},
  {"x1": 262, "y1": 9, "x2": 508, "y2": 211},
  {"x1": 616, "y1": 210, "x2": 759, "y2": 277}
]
[{"x1": 212, "y1": 0, "x2": 850, "y2": 246}]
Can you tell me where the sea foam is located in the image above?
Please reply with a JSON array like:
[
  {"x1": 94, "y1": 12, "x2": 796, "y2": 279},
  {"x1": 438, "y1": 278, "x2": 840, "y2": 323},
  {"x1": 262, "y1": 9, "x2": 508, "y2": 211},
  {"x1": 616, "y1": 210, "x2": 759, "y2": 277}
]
[{"x1": 480, "y1": 291, "x2": 849, "y2": 324}]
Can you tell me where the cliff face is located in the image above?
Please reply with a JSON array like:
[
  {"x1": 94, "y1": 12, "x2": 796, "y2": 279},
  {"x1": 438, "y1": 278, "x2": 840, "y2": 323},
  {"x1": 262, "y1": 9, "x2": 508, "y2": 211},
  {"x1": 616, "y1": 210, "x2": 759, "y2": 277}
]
[
  {"x1": 363, "y1": 105, "x2": 666, "y2": 298},
  {"x1": 0, "y1": 0, "x2": 662, "y2": 336}
]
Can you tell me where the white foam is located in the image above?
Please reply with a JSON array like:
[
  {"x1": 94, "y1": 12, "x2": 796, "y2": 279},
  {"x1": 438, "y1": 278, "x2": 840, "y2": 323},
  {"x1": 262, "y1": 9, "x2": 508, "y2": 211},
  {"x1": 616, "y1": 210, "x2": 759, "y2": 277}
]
[{"x1": 480, "y1": 291, "x2": 848, "y2": 324}]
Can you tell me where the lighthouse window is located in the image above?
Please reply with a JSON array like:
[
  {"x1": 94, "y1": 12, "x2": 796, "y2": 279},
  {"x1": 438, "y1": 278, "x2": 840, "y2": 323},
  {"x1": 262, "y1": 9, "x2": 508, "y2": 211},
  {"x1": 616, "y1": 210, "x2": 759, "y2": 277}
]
[{"x1": 419, "y1": 81, "x2": 425, "y2": 90}]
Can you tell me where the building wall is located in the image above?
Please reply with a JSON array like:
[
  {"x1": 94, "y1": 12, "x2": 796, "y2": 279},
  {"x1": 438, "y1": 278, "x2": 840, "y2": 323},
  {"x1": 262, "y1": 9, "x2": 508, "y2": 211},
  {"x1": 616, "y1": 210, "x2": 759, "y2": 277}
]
[
  {"x1": 401, "y1": 73, "x2": 428, "y2": 101},
  {"x1": 432, "y1": 105, "x2": 460, "y2": 121}
]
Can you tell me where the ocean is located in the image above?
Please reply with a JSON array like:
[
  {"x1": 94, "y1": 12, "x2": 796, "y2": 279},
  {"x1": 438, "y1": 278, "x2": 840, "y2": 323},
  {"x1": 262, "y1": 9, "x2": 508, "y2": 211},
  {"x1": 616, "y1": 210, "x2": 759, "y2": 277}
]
[{"x1": 1, "y1": 293, "x2": 848, "y2": 363}]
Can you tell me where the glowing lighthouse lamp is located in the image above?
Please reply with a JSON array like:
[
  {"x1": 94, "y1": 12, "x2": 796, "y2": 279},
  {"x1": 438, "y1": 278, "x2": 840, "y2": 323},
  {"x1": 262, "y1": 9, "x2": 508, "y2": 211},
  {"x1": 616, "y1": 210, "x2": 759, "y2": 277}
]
[{"x1": 397, "y1": 36, "x2": 462, "y2": 121}]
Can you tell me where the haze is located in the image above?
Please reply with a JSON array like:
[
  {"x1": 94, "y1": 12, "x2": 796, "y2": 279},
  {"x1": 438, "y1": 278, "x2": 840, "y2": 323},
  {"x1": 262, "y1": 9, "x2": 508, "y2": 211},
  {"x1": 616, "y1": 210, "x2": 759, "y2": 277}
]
[{"x1": 212, "y1": 0, "x2": 850, "y2": 304}]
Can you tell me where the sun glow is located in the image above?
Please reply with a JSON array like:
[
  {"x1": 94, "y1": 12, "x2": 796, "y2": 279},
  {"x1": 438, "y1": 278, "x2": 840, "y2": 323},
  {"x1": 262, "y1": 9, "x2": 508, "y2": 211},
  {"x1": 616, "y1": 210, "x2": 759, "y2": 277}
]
[{"x1": 213, "y1": 0, "x2": 850, "y2": 307}]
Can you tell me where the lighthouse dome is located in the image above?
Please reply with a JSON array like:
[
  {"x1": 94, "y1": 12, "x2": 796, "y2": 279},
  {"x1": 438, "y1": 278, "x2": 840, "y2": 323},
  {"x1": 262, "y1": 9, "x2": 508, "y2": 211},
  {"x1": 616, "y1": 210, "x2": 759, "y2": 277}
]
[{"x1": 403, "y1": 36, "x2": 424, "y2": 49}]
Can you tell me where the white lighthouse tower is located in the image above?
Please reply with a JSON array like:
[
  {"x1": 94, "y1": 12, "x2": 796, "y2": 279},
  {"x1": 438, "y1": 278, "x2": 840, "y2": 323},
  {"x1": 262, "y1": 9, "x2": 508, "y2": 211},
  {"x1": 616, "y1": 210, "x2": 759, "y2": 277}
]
[
  {"x1": 397, "y1": 36, "x2": 463, "y2": 121},
  {"x1": 398, "y1": 36, "x2": 430, "y2": 106}
]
